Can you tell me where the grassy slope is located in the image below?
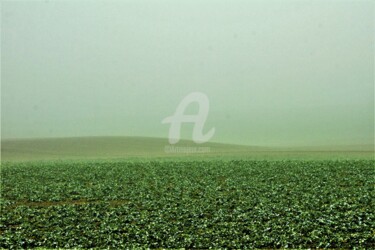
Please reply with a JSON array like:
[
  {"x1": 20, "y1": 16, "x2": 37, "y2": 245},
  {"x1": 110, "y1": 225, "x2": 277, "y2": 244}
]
[{"x1": 1, "y1": 136, "x2": 373, "y2": 162}]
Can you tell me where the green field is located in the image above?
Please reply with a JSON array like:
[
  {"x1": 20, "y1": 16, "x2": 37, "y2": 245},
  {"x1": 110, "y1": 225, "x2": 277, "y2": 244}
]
[
  {"x1": 1, "y1": 159, "x2": 374, "y2": 248},
  {"x1": 1, "y1": 137, "x2": 374, "y2": 248},
  {"x1": 2, "y1": 0, "x2": 374, "y2": 248},
  {"x1": 2, "y1": 136, "x2": 374, "y2": 161}
]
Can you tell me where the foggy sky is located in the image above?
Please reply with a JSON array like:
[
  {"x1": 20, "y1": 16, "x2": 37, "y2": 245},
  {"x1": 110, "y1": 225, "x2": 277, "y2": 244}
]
[{"x1": 1, "y1": 0, "x2": 374, "y2": 147}]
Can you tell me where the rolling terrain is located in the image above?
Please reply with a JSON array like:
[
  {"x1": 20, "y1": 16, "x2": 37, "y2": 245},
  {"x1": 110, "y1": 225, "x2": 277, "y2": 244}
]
[{"x1": 1, "y1": 136, "x2": 373, "y2": 161}]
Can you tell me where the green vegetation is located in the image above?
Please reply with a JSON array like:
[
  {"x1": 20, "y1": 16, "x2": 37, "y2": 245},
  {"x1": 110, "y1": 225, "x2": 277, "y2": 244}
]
[
  {"x1": 1, "y1": 159, "x2": 374, "y2": 248},
  {"x1": 2, "y1": 136, "x2": 373, "y2": 162}
]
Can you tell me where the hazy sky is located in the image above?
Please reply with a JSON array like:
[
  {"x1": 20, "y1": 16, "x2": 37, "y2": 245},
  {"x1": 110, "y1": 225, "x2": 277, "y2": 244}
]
[{"x1": 1, "y1": 0, "x2": 374, "y2": 147}]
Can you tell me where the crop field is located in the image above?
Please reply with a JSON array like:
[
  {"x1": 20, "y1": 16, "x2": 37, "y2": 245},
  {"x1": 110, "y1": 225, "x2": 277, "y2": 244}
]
[{"x1": 1, "y1": 159, "x2": 374, "y2": 248}]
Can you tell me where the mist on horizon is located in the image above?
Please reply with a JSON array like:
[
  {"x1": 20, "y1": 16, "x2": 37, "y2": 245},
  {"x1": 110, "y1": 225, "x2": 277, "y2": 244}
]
[{"x1": 1, "y1": 0, "x2": 374, "y2": 147}]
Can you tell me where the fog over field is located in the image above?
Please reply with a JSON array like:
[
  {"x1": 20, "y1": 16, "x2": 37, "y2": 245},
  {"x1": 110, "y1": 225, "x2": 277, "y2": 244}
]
[
  {"x1": 2, "y1": 0, "x2": 374, "y2": 148},
  {"x1": 1, "y1": 2, "x2": 374, "y2": 249}
]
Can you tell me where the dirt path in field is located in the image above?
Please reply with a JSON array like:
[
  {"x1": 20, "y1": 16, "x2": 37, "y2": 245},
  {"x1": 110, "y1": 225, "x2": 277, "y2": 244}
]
[{"x1": 8, "y1": 199, "x2": 129, "y2": 208}]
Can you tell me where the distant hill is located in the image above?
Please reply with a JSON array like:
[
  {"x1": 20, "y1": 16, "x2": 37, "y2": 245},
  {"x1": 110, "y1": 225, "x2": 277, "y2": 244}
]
[{"x1": 1, "y1": 136, "x2": 373, "y2": 162}]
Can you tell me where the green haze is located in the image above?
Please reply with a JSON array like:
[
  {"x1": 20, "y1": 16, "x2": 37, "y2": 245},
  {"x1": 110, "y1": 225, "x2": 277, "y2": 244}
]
[{"x1": 1, "y1": 0, "x2": 374, "y2": 147}]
